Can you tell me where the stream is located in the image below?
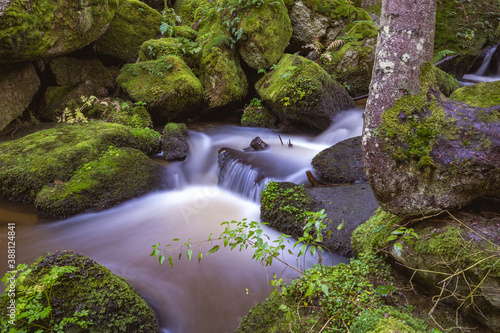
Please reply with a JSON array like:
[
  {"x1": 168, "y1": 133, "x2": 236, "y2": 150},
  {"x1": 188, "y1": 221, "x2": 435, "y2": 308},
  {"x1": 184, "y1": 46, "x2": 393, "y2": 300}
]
[{"x1": 0, "y1": 109, "x2": 363, "y2": 333}]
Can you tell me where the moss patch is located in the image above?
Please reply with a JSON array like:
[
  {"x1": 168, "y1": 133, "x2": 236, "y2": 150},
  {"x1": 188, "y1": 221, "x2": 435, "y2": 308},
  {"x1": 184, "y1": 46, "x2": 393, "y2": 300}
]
[
  {"x1": 138, "y1": 36, "x2": 201, "y2": 67},
  {"x1": 0, "y1": 121, "x2": 160, "y2": 204},
  {"x1": 87, "y1": 98, "x2": 153, "y2": 128},
  {"x1": 450, "y1": 80, "x2": 500, "y2": 108},
  {"x1": 0, "y1": 251, "x2": 159, "y2": 332},
  {"x1": 351, "y1": 208, "x2": 400, "y2": 255},
  {"x1": 241, "y1": 100, "x2": 278, "y2": 128}
]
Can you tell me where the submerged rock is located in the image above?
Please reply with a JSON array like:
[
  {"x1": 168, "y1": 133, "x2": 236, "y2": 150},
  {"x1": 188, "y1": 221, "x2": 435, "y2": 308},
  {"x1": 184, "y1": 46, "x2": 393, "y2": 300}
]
[
  {"x1": 0, "y1": 122, "x2": 161, "y2": 216},
  {"x1": 256, "y1": 54, "x2": 354, "y2": 131},
  {"x1": 162, "y1": 122, "x2": 189, "y2": 161},
  {"x1": 0, "y1": 62, "x2": 40, "y2": 131},
  {"x1": 0, "y1": 0, "x2": 119, "y2": 62},
  {"x1": 312, "y1": 136, "x2": 366, "y2": 184},
  {"x1": 0, "y1": 250, "x2": 160, "y2": 332}
]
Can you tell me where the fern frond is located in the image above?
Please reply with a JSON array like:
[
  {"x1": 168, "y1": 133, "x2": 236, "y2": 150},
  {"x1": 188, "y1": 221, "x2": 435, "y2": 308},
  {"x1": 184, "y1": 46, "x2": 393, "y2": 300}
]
[
  {"x1": 325, "y1": 39, "x2": 345, "y2": 51},
  {"x1": 433, "y1": 49, "x2": 456, "y2": 64}
]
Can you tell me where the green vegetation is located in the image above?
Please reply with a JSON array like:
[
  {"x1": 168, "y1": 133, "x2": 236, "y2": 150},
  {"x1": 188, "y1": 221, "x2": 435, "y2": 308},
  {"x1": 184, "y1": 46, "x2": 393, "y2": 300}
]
[
  {"x1": 0, "y1": 251, "x2": 159, "y2": 332},
  {"x1": 241, "y1": 98, "x2": 278, "y2": 128},
  {"x1": 450, "y1": 80, "x2": 500, "y2": 108}
]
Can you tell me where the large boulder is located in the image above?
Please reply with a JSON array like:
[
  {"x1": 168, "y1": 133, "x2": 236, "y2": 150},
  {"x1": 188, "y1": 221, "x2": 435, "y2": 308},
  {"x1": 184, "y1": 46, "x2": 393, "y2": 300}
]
[
  {"x1": 256, "y1": 53, "x2": 354, "y2": 130},
  {"x1": 0, "y1": 0, "x2": 119, "y2": 62},
  {"x1": 0, "y1": 62, "x2": 40, "y2": 131},
  {"x1": 0, "y1": 250, "x2": 160, "y2": 332},
  {"x1": 138, "y1": 37, "x2": 200, "y2": 67},
  {"x1": 116, "y1": 56, "x2": 204, "y2": 122},
  {"x1": 0, "y1": 122, "x2": 160, "y2": 211},
  {"x1": 311, "y1": 136, "x2": 366, "y2": 184},
  {"x1": 93, "y1": 0, "x2": 163, "y2": 62},
  {"x1": 35, "y1": 147, "x2": 159, "y2": 218}
]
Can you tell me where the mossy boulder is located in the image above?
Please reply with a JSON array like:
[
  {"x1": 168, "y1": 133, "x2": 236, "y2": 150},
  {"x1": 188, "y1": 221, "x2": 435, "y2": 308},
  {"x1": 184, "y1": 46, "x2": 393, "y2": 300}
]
[
  {"x1": 241, "y1": 100, "x2": 278, "y2": 128},
  {"x1": 48, "y1": 57, "x2": 115, "y2": 93},
  {"x1": 172, "y1": 25, "x2": 198, "y2": 40},
  {"x1": 0, "y1": 250, "x2": 160, "y2": 332},
  {"x1": 0, "y1": 0, "x2": 119, "y2": 62},
  {"x1": 312, "y1": 136, "x2": 366, "y2": 183},
  {"x1": 230, "y1": 0, "x2": 292, "y2": 70},
  {"x1": 39, "y1": 82, "x2": 109, "y2": 122},
  {"x1": 93, "y1": 0, "x2": 162, "y2": 62},
  {"x1": 256, "y1": 53, "x2": 354, "y2": 130},
  {"x1": 116, "y1": 56, "x2": 204, "y2": 122},
  {"x1": 321, "y1": 20, "x2": 378, "y2": 97},
  {"x1": 0, "y1": 62, "x2": 40, "y2": 131},
  {"x1": 87, "y1": 98, "x2": 153, "y2": 128},
  {"x1": 286, "y1": 0, "x2": 372, "y2": 53},
  {"x1": 434, "y1": 65, "x2": 461, "y2": 97},
  {"x1": 0, "y1": 122, "x2": 161, "y2": 207},
  {"x1": 351, "y1": 208, "x2": 400, "y2": 255},
  {"x1": 162, "y1": 122, "x2": 189, "y2": 161},
  {"x1": 260, "y1": 181, "x2": 314, "y2": 237},
  {"x1": 35, "y1": 147, "x2": 159, "y2": 218},
  {"x1": 450, "y1": 80, "x2": 500, "y2": 108},
  {"x1": 350, "y1": 306, "x2": 428, "y2": 333}
]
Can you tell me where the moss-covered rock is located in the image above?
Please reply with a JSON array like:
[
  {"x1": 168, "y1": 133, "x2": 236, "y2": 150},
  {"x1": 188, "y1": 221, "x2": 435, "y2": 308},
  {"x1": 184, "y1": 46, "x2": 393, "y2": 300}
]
[
  {"x1": 434, "y1": 65, "x2": 461, "y2": 97},
  {"x1": 256, "y1": 53, "x2": 354, "y2": 130},
  {"x1": 87, "y1": 98, "x2": 153, "y2": 128},
  {"x1": 241, "y1": 99, "x2": 278, "y2": 128},
  {"x1": 39, "y1": 83, "x2": 109, "y2": 122},
  {"x1": 138, "y1": 37, "x2": 200, "y2": 67},
  {"x1": 0, "y1": 250, "x2": 160, "y2": 332},
  {"x1": 351, "y1": 306, "x2": 428, "y2": 333},
  {"x1": 311, "y1": 136, "x2": 366, "y2": 183},
  {"x1": 162, "y1": 122, "x2": 189, "y2": 161},
  {"x1": 450, "y1": 80, "x2": 500, "y2": 108},
  {"x1": 232, "y1": 0, "x2": 292, "y2": 70},
  {"x1": 35, "y1": 147, "x2": 159, "y2": 218},
  {"x1": 172, "y1": 25, "x2": 198, "y2": 40},
  {"x1": 0, "y1": 62, "x2": 40, "y2": 131},
  {"x1": 48, "y1": 57, "x2": 115, "y2": 93},
  {"x1": 0, "y1": 0, "x2": 119, "y2": 62},
  {"x1": 116, "y1": 56, "x2": 204, "y2": 122},
  {"x1": 286, "y1": 0, "x2": 372, "y2": 53},
  {"x1": 321, "y1": 20, "x2": 378, "y2": 97},
  {"x1": 260, "y1": 181, "x2": 314, "y2": 237},
  {"x1": 93, "y1": 0, "x2": 162, "y2": 62},
  {"x1": 351, "y1": 208, "x2": 399, "y2": 255},
  {"x1": 0, "y1": 121, "x2": 160, "y2": 205}
]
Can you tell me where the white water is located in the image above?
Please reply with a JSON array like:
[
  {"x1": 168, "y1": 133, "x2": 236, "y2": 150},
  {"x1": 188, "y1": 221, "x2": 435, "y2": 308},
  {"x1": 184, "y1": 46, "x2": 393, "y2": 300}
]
[
  {"x1": 462, "y1": 44, "x2": 500, "y2": 83},
  {"x1": 0, "y1": 108, "x2": 364, "y2": 332}
]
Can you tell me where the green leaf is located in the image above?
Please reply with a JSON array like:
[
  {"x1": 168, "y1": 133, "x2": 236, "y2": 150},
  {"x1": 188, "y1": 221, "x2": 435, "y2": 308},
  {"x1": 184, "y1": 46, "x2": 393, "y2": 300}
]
[
  {"x1": 385, "y1": 234, "x2": 398, "y2": 242},
  {"x1": 198, "y1": 252, "x2": 203, "y2": 262},
  {"x1": 320, "y1": 284, "x2": 329, "y2": 296},
  {"x1": 207, "y1": 245, "x2": 220, "y2": 255},
  {"x1": 375, "y1": 284, "x2": 396, "y2": 296},
  {"x1": 159, "y1": 255, "x2": 165, "y2": 266},
  {"x1": 337, "y1": 219, "x2": 344, "y2": 230},
  {"x1": 279, "y1": 304, "x2": 288, "y2": 311},
  {"x1": 187, "y1": 249, "x2": 193, "y2": 261},
  {"x1": 168, "y1": 255, "x2": 173, "y2": 268},
  {"x1": 393, "y1": 242, "x2": 403, "y2": 256},
  {"x1": 173, "y1": 238, "x2": 180, "y2": 241}
]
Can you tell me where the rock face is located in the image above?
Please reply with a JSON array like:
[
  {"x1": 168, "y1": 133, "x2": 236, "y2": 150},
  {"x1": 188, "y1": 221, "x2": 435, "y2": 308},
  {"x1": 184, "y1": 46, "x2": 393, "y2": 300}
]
[
  {"x1": 0, "y1": 0, "x2": 119, "y2": 62},
  {"x1": 0, "y1": 62, "x2": 40, "y2": 131},
  {"x1": 93, "y1": 0, "x2": 162, "y2": 62},
  {"x1": 311, "y1": 136, "x2": 366, "y2": 184},
  {"x1": 256, "y1": 54, "x2": 354, "y2": 130},
  {"x1": 162, "y1": 122, "x2": 189, "y2": 161},
  {"x1": 0, "y1": 250, "x2": 160, "y2": 332},
  {"x1": 116, "y1": 56, "x2": 203, "y2": 122},
  {"x1": 0, "y1": 122, "x2": 161, "y2": 216}
]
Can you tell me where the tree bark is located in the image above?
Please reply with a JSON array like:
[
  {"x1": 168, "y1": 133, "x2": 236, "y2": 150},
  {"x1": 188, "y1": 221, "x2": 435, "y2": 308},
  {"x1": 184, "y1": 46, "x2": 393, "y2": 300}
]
[{"x1": 362, "y1": 0, "x2": 500, "y2": 216}]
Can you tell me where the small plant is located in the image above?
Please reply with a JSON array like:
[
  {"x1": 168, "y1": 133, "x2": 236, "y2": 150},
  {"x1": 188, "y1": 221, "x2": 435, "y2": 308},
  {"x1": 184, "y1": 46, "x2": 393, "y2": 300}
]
[
  {"x1": 433, "y1": 49, "x2": 456, "y2": 63},
  {"x1": 384, "y1": 226, "x2": 419, "y2": 256},
  {"x1": 1, "y1": 264, "x2": 91, "y2": 332},
  {"x1": 57, "y1": 96, "x2": 96, "y2": 124}
]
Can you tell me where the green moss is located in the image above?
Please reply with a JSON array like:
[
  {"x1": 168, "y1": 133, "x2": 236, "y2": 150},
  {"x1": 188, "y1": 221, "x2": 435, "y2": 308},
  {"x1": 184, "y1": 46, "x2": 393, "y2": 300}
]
[
  {"x1": 260, "y1": 181, "x2": 314, "y2": 237},
  {"x1": 0, "y1": 121, "x2": 160, "y2": 203},
  {"x1": 351, "y1": 208, "x2": 400, "y2": 255},
  {"x1": 0, "y1": 251, "x2": 159, "y2": 332},
  {"x1": 0, "y1": 0, "x2": 119, "y2": 61},
  {"x1": 300, "y1": 0, "x2": 372, "y2": 22},
  {"x1": 450, "y1": 81, "x2": 500, "y2": 108},
  {"x1": 173, "y1": 25, "x2": 198, "y2": 40},
  {"x1": 434, "y1": 66, "x2": 461, "y2": 97},
  {"x1": 241, "y1": 103, "x2": 278, "y2": 128},
  {"x1": 138, "y1": 37, "x2": 201, "y2": 67},
  {"x1": 351, "y1": 306, "x2": 427, "y2": 333},
  {"x1": 93, "y1": 0, "x2": 163, "y2": 62},
  {"x1": 117, "y1": 56, "x2": 203, "y2": 120},
  {"x1": 35, "y1": 147, "x2": 159, "y2": 217},
  {"x1": 88, "y1": 99, "x2": 154, "y2": 129}
]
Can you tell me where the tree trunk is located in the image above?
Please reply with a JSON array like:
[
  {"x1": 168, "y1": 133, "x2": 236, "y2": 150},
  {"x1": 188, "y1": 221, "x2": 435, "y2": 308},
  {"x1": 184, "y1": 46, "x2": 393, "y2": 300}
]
[{"x1": 362, "y1": 0, "x2": 500, "y2": 216}]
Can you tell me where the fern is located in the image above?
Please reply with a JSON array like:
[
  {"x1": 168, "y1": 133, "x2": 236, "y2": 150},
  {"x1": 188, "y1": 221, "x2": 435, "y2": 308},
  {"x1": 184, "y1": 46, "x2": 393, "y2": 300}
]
[
  {"x1": 325, "y1": 39, "x2": 345, "y2": 51},
  {"x1": 433, "y1": 49, "x2": 456, "y2": 64}
]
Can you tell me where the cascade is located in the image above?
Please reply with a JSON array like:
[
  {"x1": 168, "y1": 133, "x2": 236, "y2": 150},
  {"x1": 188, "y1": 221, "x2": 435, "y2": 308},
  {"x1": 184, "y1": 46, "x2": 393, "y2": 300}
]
[{"x1": 463, "y1": 44, "x2": 500, "y2": 83}]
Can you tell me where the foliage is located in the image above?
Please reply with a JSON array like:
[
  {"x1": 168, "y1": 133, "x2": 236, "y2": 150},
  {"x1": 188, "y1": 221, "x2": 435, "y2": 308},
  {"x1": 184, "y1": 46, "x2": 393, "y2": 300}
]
[
  {"x1": 350, "y1": 305, "x2": 429, "y2": 333},
  {"x1": 1, "y1": 264, "x2": 91, "y2": 332},
  {"x1": 385, "y1": 226, "x2": 419, "y2": 256},
  {"x1": 241, "y1": 98, "x2": 278, "y2": 128},
  {"x1": 56, "y1": 95, "x2": 95, "y2": 123},
  {"x1": 433, "y1": 49, "x2": 456, "y2": 64}
]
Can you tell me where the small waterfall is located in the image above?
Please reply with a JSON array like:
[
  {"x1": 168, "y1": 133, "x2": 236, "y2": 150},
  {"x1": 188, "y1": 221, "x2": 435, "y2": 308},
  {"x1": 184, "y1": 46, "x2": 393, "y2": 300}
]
[{"x1": 463, "y1": 44, "x2": 500, "y2": 83}]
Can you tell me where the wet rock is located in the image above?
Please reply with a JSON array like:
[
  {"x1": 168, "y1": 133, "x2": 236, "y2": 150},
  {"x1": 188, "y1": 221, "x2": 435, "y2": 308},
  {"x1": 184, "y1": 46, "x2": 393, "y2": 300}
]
[
  {"x1": 250, "y1": 137, "x2": 268, "y2": 151},
  {"x1": 162, "y1": 123, "x2": 189, "y2": 161},
  {"x1": 312, "y1": 136, "x2": 366, "y2": 184}
]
